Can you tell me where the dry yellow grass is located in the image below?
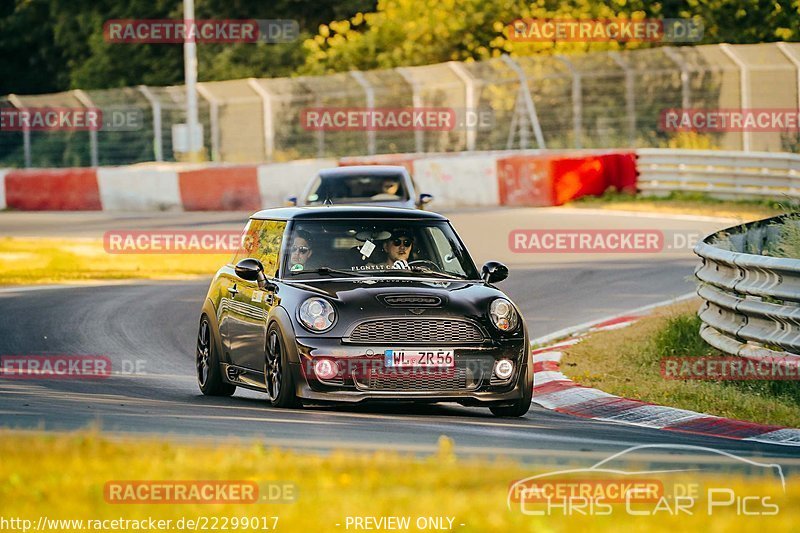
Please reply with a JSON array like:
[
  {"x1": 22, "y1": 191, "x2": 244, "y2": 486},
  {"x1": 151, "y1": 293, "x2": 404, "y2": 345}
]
[
  {"x1": 0, "y1": 430, "x2": 797, "y2": 532},
  {"x1": 0, "y1": 237, "x2": 228, "y2": 285}
]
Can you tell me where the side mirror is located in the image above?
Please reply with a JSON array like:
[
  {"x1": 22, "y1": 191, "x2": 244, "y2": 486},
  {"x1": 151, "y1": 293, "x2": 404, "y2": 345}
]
[
  {"x1": 418, "y1": 193, "x2": 433, "y2": 206},
  {"x1": 235, "y1": 258, "x2": 268, "y2": 288},
  {"x1": 481, "y1": 261, "x2": 509, "y2": 284},
  {"x1": 285, "y1": 195, "x2": 298, "y2": 206}
]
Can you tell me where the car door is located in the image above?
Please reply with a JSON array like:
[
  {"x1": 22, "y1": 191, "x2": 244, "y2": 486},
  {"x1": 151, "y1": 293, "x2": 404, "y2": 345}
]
[{"x1": 226, "y1": 219, "x2": 286, "y2": 371}]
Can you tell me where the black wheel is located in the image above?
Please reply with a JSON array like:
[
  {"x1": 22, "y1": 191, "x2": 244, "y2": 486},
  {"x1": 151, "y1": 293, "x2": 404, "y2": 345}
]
[
  {"x1": 196, "y1": 315, "x2": 236, "y2": 396},
  {"x1": 265, "y1": 324, "x2": 300, "y2": 408},
  {"x1": 490, "y1": 365, "x2": 532, "y2": 417}
]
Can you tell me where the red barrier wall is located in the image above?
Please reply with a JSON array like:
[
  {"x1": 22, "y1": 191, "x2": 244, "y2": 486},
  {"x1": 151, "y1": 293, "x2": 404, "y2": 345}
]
[
  {"x1": 178, "y1": 166, "x2": 260, "y2": 211},
  {"x1": 5, "y1": 169, "x2": 101, "y2": 210},
  {"x1": 498, "y1": 152, "x2": 638, "y2": 207},
  {"x1": 496, "y1": 155, "x2": 554, "y2": 206}
]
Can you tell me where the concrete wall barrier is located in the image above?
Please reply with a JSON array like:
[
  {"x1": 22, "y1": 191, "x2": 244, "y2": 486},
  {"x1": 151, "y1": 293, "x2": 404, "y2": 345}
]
[
  {"x1": 0, "y1": 150, "x2": 640, "y2": 211},
  {"x1": 5, "y1": 168, "x2": 102, "y2": 210},
  {"x1": 97, "y1": 167, "x2": 182, "y2": 211}
]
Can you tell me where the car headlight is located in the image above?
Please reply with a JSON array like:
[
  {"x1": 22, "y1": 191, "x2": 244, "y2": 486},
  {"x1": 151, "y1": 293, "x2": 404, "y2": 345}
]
[
  {"x1": 489, "y1": 298, "x2": 518, "y2": 332},
  {"x1": 299, "y1": 298, "x2": 336, "y2": 332}
]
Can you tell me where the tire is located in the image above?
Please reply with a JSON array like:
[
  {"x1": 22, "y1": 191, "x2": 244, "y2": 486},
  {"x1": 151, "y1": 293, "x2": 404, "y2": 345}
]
[
  {"x1": 490, "y1": 365, "x2": 532, "y2": 417},
  {"x1": 196, "y1": 315, "x2": 236, "y2": 396},
  {"x1": 265, "y1": 323, "x2": 301, "y2": 408}
]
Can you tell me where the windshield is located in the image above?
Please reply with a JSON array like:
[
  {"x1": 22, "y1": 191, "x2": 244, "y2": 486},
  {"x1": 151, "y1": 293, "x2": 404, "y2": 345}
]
[
  {"x1": 281, "y1": 219, "x2": 479, "y2": 279},
  {"x1": 306, "y1": 174, "x2": 409, "y2": 204}
]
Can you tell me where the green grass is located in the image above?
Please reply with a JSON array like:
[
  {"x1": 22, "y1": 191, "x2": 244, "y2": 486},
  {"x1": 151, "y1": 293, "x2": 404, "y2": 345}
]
[
  {"x1": 569, "y1": 190, "x2": 796, "y2": 221},
  {"x1": 563, "y1": 301, "x2": 800, "y2": 428}
]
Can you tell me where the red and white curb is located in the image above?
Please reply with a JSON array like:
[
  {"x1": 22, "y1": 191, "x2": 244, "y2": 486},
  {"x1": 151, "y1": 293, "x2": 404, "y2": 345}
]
[{"x1": 531, "y1": 311, "x2": 800, "y2": 447}]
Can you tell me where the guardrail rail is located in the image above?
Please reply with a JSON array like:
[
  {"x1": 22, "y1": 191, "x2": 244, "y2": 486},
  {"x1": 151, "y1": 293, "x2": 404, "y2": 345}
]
[
  {"x1": 638, "y1": 149, "x2": 800, "y2": 201},
  {"x1": 694, "y1": 213, "x2": 800, "y2": 361}
]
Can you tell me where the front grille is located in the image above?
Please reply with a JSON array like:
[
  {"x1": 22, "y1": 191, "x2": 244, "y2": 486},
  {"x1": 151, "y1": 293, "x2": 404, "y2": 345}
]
[
  {"x1": 354, "y1": 367, "x2": 480, "y2": 392},
  {"x1": 347, "y1": 319, "x2": 485, "y2": 345}
]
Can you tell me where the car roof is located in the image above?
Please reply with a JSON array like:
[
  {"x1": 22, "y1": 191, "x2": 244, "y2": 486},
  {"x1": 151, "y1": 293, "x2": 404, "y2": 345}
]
[
  {"x1": 318, "y1": 165, "x2": 409, "y2": 178},
  {"x1": 250, "y1": 205, "x2": 448, "y2": 221}
]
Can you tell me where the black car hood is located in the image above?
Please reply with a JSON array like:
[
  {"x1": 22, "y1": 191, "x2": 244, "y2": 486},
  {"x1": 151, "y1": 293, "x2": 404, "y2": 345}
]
[{"x1": 282, "y1": 277, "x2": 513, "y2": 322}]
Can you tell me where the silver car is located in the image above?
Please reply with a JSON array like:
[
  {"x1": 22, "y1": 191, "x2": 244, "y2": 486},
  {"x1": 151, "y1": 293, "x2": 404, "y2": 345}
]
[{"x1": 288, "y1": 165, "x2": 433, "y2": 209}]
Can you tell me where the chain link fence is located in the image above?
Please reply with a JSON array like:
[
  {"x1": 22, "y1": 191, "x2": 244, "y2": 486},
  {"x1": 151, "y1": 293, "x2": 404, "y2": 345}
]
[{"x1": 2, "y1": 42, "x2": 800, "y2": 168}]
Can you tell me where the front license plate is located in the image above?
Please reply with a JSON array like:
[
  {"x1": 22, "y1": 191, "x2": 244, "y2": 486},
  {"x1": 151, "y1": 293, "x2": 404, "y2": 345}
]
[{"x1": 384, "y1": 350, "x2": 455, "y2": 368}]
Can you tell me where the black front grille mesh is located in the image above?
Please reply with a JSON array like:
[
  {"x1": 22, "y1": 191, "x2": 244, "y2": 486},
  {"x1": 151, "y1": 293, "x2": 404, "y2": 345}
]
[
  {"x1": 355, "y1": 367, "x2": 480, "y2": 391},
  {"x1": 348, "y1": 319, "x2": 484, "y2": 344}
]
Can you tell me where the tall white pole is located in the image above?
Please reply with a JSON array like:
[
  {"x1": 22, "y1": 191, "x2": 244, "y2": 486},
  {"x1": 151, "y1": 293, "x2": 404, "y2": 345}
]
[{"x1": 183, "y1": 0, "x2": 200, "y2": 157}]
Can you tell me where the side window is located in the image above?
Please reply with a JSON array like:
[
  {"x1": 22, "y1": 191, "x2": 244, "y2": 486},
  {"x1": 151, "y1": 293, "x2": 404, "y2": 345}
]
[{"x1": 232, "y1": 220, "x2": 287, "y2": 277}]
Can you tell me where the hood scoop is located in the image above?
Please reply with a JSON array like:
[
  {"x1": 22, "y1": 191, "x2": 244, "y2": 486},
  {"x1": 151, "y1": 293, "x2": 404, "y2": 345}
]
[{"x1": 379, "y1": 294, "x2": 444, "y2": 308}]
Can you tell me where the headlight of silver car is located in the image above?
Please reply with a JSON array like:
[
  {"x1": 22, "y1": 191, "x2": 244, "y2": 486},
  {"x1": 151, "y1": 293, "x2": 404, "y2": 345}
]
[
  {"x1": 299, "y1": 298, "x2": 336, "y2": 332},
  {"x1": 489, "y1": 298, "x2": 518, "y2": 332}
]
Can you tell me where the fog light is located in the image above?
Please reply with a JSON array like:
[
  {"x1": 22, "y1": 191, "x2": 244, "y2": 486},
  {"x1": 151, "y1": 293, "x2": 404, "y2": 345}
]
[
  {"x1": 494, "y1": 359, "x2": 514, "y2": 380},
  {"x1": 314, "y1": 358, "x2": 339, "y2": 380}
]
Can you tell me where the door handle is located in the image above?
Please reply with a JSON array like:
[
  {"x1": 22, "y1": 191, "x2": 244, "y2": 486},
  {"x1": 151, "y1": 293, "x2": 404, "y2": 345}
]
[{"x1": 227, "y1": 284, "x2": 238, "y2": 295}]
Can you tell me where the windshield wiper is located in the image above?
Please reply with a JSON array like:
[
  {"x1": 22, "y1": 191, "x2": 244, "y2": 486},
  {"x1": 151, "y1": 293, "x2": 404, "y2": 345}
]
[
  {"x1": 406, "y1": 266, "x2": 467, "y2": 280},
  {"x1": 293, "y1": 266, "x2": 370, "y2": 277}
]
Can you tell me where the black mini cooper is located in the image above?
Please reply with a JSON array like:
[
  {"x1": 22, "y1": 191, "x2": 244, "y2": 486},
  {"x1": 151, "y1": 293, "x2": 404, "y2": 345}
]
[{"x1": 196, "y1": 206, "x2": 532, "y2": 417}]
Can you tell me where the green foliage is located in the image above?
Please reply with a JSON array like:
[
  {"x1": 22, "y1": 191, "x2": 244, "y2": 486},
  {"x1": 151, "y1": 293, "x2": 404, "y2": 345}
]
[
  {"x1": 651, "y1": 313, "x2": 714, "y2": 358},
  {"x1": 772, "y1": 214, "x2": 800, "y2": 259},
  {"x1": 2, "y1": 0, "x2": 800, "y2": 93}
]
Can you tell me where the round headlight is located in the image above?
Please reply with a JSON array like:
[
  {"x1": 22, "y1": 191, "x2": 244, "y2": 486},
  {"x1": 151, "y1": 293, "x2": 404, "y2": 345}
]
[
  {"x1": 299, "y1": 298, "x2": 336, "y2": 332},
  {"x1": 490, "y1": 298, "x2": 518, "y2": 332}
]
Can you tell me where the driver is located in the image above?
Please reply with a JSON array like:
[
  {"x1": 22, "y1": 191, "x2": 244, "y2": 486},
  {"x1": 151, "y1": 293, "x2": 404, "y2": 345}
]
[
  {"x1": 371, "y1": 177, "x2": 402, "y2": 200},
  {"x1": 379, "y1": 229, "x2": 413, "y2": 268},
  {"x1": 289, "y1": 230, "x2": 313, "y2": 270}
]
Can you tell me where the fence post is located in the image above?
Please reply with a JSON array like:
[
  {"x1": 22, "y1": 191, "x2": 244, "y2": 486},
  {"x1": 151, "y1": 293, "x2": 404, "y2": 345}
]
[
  {"x1": 7, "y1": 94, "x2": 30, "y2": 168},
  {"x1": 350, "y1": 71, "x2": 376, "y2": 156},
  {"x1": 447, "y1": 62, "x2": 478, "y2": 151},
  {"x1": 137, "y1": 85, "x2": 163, "y2": 162},
  {"x1": 501, "y1": 55, "x2": 546, "y2": 150},
  {"x1": 73, "y1": 89, "x2": 99, "y2": 166},
  {"x1": 195, "y1": 84, "x2": 220, "y2": 162},
  {"x1": 663, "y1": 47, "x2": 691, "y2": 110},
  {"x1": 247, "y1": 78, "x2": 275, "y2": 162},
  {"x1": 720, "y1": 44, "x2": 751, "y2": 152},
  {"x1": 396, "y1": 67, "x2": 424, "y2": 153},
  {"x1": 609, "y1": 52, "x2": 636, "y2": 147},
  {"x1": 555, "y1": 55, "x2": 583, "y2": 149},
  {"x1": 776, "y1": 42, "x2": 800, "y2": 110}
]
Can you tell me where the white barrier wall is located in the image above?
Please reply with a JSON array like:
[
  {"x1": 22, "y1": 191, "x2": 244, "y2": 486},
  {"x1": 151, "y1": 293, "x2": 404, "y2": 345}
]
[
  {"x1": 256, "y1": 159, "x2": 337, "y2": 208},
  {"x1": 97, "y1": 167, "x2": 182, "y2": 211},
  {"x1": 0, "y1": 170, "x2": 7, "y2": 210},
  {"x1": 412, "y1": 154, "x2": 500, "y2": 207}
]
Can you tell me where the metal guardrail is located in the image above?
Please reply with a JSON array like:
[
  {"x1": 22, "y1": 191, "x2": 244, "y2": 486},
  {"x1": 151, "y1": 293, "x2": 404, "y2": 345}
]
[
  {"x1": 694, "y1": 214, "x2": 800, "y2": 361},
  {"x1": 638, "y1": 148, "x2": 800, "y2": 201}
]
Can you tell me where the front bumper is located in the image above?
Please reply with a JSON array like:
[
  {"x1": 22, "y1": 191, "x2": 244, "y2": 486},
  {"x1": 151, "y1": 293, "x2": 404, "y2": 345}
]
[{"x1": 290, "y1": 336, "x2": 531, "y2": 405}]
